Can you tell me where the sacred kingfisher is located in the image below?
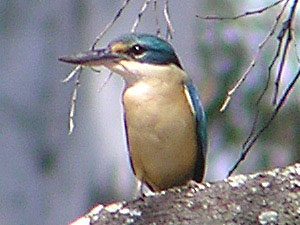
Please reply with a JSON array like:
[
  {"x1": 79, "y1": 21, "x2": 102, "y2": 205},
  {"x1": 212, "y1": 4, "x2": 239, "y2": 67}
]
[{"x1": 59, "y1": 33, "x2": 207, "y2": 192}]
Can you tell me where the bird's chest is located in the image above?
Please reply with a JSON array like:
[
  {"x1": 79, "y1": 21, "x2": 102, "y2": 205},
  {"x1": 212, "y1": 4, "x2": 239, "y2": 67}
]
[
  {"x1": 123, "y1": 80, "x2": 189, "y2": 132},
  {"x1": 122, "y1": 80, "x2": 197, "y2": 190}
]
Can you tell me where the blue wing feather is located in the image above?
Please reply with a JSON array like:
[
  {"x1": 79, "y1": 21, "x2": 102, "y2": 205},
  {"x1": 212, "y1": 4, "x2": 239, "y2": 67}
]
[{"x1": 185, "y1": 79, "x2": 207, "y2": 182}]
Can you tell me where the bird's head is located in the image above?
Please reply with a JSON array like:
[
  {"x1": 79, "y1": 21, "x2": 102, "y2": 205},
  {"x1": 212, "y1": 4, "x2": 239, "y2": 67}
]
[{"x1": 59, "y1": 33, "x2": 184, "y2": 84}]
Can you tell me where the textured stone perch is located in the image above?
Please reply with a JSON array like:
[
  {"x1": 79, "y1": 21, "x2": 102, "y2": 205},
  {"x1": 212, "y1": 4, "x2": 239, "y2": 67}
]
[{"x1": 70, "y1": 163, "x2": 300, "y2": 225}]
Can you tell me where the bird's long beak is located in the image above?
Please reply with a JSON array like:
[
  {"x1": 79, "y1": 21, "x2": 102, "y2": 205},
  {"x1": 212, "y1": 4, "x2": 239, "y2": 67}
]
[{"x1": 58, "y1": 48, "x2": 122, "y2": 66}]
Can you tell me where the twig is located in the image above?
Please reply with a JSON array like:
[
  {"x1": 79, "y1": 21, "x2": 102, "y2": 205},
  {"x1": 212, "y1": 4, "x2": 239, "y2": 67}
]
[
  {"x1": 153, "y1": 0, "x2": 161, "y2": 37},
  {"x1": 197, "y1": 0, "x2": 285, "y2": 20},
  {"x1": 131, "y1": 0, "x2": 152, "y2": 32},
  {"x1": 62, "y1": 0, "x2": 133, "y2": 134},
  {"x1": 61, "y1": 66, "x2": 82, "y2": 134},
  {"x1": 231, "y1": 0, "x2": 297, "y2": 174},
  {"x1": 272, "y1": 0, "x2": 298, "y2": 105},
  {"x1": 228, "y1": 67, "x2": 300, "y2": 177},
  {"x1": 163, "y1": 0, "x2": 174, "y2": 40},
  {"x1": 91, "y1": 0, "x2": 132, "y2": 50},
  {"x1": 68, "y1": 67, "x2": 82, "y2": 135},
  {"x1": 273, "y1": 28, "x2": 292, "y2": 105},
  {"x1": 219, "y1": 54, "x2": 258, "y2": 112},
  {"x1": 256, "y1": 0, "x2": 289, "y2": 85},
  {"x1": 61, "y1": 65, "x2": 82, "y2": 83},
  {"x1": 242, "y1": 109, "x2": 260, "y2": 149},
  {"x1": 258, "y1": 0, "x2": 290, "y2": 49},
  {"x1": 98, "y1": 72, "x2": 113, "y2": 93},
  {"x1": 294, "y1": 41, "x2": 300, "y2": 63},
  {"x1": 242, "y1": 68, "x2": 273, "y2": 149},
  {"x1": 242, "y1": 0, "x2": 290, "y2": 148},
  {"x1": 219, "y1": 0, "x2": 290, "y2": 112}
]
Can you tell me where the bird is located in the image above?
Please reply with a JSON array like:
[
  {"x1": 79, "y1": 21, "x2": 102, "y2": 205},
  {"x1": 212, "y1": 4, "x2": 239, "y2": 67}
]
[{"x1": 59, "y1": 33, "x2": 207, "y2": 192}]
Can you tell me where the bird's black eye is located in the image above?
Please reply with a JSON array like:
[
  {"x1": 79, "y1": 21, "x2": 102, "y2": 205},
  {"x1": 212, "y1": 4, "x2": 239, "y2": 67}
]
[{"x1": 129, "y1": 44, "x2": 146, "y2": 56}]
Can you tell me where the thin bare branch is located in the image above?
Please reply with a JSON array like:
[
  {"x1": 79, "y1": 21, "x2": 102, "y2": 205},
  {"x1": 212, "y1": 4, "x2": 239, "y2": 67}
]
[
  {"x1": 294, "y1": 41, "x2": 300, "y2": 63},
  {"x1": 242, "y1": 68, "x2": 273, "y2": 149},
  {"x1": 228, "y1": 67, "x2": 300, "y2": 177},
  {"x1": 60, "y1": 65, "x2": 82, "y2": 134},
  {"x1": 259, "y1": 0, "x2": 290, "y2": 48},
  {"x1": 68, "y1": 67, "x2": 82, "y2": 135},
  {"x1": 220, "y1": 54, "x2": 258, "y2": 112},
  {"x1": 131, "y1": 0, "x2": 152, "y2": 32},
  {"x1": 242, "y1": 110, "x2": 260, "y2": 149},
  {"x1": 62, "y1": 0, "x2": 133, "y2": 134},
  {"x1": 153, "y1": 0, "x2": 161, "y2": 37},
  {"x1": 273, "y1": 0, "x2": 298, "y2": 105},
  {"x1": 224, "y1": 0, "x2": 299, "y2": 175},
  {"x1": 267, "y1": 36, "x2": 284, "y2": 95},
  {"x1": 98, "y1": 72, "x2": 113, "y2": 93},
  {"x1": 163, "y1": 0, "x2": 174, "y2": 40},
  {"x1": 219, "y1": 97, "x2": 231, "y2": 112},
  {"x1": 219, "y1": 0, "x2": 290, "y2": 112},
  {"x1": 197, "y1": 0, "x2": 285, "y2": 20},
  {"x1": 242, "y1": 0, "x2": 289, "y2": 148},
  {"x1": 273, "y1": 28, "x2": 293, "y2": 105},
  {"x1": 61, "y1": 65, "x2": 82, "y2": 83},
  {"x1": 91, "y1": 0, "x2": 132, "y2": 50}
]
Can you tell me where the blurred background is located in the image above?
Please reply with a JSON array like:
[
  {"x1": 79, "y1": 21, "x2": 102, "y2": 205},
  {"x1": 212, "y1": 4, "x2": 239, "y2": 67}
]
[{"x1": 1, "y1": 0, "x2": 299, "y2": 224}]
